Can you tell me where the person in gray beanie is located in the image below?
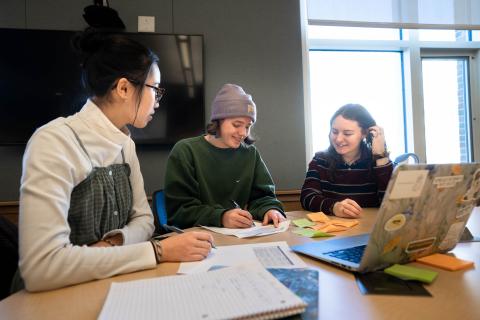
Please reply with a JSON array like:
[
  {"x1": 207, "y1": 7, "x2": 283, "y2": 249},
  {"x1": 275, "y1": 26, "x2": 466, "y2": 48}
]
[{"x1": 164, "y1": 83, "x2": 285, "y2": 229}]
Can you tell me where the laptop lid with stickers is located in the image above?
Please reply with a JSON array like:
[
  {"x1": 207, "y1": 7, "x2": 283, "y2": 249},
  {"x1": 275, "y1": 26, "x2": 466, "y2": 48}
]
[{"x1": 358, "y1": 163, "x2": 480, "y2": 272}]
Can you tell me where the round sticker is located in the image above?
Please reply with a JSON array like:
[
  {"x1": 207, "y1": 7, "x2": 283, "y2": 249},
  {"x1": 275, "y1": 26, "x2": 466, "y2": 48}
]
[{"x1": 384, "y1": 214, "x2": 406, "y2": 232}]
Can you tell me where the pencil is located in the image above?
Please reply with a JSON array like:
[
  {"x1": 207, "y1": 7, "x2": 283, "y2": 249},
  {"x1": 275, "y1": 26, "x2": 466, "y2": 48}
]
[
  {"x1": 162, "y1": 224, "x2": 217, "y2": 249},
  {"x1": 230, "y1": 200, "x2": 255, "y2": 227}
]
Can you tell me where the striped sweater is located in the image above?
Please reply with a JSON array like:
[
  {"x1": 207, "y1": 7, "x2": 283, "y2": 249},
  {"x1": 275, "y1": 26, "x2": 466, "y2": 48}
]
[{"x1": 301, "y1": 151, "x2": 393, "y2": 215}]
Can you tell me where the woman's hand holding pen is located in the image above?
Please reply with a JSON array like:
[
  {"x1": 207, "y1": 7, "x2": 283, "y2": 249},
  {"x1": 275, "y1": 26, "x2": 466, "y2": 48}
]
[
  {"x1": 160, "y1": 232, "x2": 214, "y2": 262},
  {"x1": 262, "y1": 209, "x2": 285, "y2": 228},
  {"x1": 222, "y1": 209, "x2": 254, "y2": 228}
]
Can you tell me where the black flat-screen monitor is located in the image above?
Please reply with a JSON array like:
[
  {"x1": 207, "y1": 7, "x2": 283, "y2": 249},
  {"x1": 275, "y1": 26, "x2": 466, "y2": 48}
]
[{"x1": 0, "y1": 28, "x2": 205, "y2": 145}]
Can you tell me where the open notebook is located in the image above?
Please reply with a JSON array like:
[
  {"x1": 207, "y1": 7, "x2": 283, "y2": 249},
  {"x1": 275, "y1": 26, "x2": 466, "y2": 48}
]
[{"x1": 98, "y1": 265, "x2": 307, "y2": 320}]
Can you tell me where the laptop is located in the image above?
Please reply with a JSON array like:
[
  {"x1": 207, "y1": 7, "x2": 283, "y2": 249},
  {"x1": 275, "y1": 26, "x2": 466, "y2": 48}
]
[{"x1": 292, "y1": 163, "x2": 480, "y2": 273}]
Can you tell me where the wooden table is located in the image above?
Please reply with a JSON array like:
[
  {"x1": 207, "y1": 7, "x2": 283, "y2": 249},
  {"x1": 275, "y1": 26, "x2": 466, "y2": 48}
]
[{"x1": 1, "y1": 208, "x2": 480, "y2": 320}]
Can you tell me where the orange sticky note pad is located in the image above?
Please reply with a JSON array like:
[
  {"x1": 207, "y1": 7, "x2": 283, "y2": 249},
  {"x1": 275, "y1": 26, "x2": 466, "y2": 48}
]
[
  {"x1": 307, "y1": 212, "x2": 330, "y2": 222},
  {"x1": 319, "y1": 224, "x2": 348, "y2": 233},
  {"x1": 417, "y1": 253, "x2": 474, "y2": 271},
  {"x1": 331, "y1": 219, "x2": 359, "y2": 228}
]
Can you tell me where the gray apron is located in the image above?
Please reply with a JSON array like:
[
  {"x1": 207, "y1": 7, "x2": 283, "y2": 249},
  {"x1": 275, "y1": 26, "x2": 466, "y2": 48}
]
[{"x1": 66, "y1": 124, "x2": 132, "y2": 245}]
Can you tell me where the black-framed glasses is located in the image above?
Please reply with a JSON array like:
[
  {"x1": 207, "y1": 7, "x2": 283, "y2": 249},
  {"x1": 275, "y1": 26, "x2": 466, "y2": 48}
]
[
  {"x1": 122, "y1": 78, "x2": 165, "y2": 103},
  {"x1": 144, "y1": 84, "x2": 166, "y2": 103}
]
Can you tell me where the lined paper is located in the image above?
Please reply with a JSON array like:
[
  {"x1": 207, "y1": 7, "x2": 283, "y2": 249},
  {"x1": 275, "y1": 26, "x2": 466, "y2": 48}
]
[{"x1": 98, "y1": 265, "x2": 306, "y2": 320}]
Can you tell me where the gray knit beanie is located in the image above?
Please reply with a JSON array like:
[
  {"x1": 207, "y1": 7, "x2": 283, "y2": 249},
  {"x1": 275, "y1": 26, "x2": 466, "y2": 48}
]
[{"x1": 210, "y1": 84, "x2": 256, "y2": 122}]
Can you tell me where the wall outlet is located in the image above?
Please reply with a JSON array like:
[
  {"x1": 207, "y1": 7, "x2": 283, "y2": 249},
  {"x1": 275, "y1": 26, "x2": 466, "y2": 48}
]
[{"x1": 138, "y1": 16, "x2": 155, "y2": 32}]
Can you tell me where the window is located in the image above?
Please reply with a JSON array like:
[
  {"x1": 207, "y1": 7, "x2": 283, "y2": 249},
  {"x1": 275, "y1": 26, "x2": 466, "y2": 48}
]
[
  {"x1": 309, "y1": 50, "x2": 405, "y2": 158},
  {"x1": 422, "y1": 57, "x2": 471, "y2": 163}
]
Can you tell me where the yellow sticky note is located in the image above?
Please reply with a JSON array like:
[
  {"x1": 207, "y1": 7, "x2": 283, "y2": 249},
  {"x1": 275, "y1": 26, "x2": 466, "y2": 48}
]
[
  {"x1": 384, "y1": 264, "x2": 438, "y2": 283},
  {"x1": 293, "y1": 228, "x2": 334, "y2": 238},
  {"x1": 306, "y1": 212, "x2": 330, "y2": 222},
  {"x1": 309, "y1": 223, "x2": 330, "y2": 230}
]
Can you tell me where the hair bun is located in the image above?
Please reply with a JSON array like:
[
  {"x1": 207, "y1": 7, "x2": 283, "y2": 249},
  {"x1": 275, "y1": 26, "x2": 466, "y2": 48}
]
[{"x1": 72, "y1": 28, "x2": 110, "y2": 64}]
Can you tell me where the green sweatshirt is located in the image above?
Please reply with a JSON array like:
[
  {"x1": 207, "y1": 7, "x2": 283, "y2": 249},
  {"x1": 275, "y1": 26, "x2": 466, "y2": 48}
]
[{"x1": 164, "y1": 136, "x2": 284, "y2": 228}]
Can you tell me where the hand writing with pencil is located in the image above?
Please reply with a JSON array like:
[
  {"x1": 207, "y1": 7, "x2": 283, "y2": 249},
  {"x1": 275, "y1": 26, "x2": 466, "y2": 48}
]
[
  {"x1": 221, "y1": 200, "x2": 255, "y2": 228},
  {"x1": 156, "y1": 232, "x2": 214, "y2": 262},
  {"x1": 222, "y1": 208, "x2": 255, "y2": 228},
  {"x1": 222, "y1": 200, "x2": 285, "y2": 228}
]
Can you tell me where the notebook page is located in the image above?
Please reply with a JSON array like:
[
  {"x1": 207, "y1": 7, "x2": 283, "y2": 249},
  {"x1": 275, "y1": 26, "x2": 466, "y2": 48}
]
[
  {"x1": 178, "y1": 241, "x2": 306, "y2": 274},
  {"x1": 98, "y1": 265, "x2": 306, "y2": 320}
]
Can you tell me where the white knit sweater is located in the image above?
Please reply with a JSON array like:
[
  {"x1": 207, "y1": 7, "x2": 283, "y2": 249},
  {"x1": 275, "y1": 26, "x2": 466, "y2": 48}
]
[{"x1": 19, "y1": 100, "x2": 156, "y2": 292}]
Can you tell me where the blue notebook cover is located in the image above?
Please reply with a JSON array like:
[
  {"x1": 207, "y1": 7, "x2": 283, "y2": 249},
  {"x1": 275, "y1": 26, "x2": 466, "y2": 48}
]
[{"x1": 267, "y1": 268, "x2": 319, "y2": 320}]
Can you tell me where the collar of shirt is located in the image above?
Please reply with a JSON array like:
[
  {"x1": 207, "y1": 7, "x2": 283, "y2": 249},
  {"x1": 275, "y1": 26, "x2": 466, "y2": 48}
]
[
  {"x1": 336, "y1": 157, "x2": 369, "y2": 169},
  {"x1": 77, "y1": 99, "x2": 131, "y2": 147}
]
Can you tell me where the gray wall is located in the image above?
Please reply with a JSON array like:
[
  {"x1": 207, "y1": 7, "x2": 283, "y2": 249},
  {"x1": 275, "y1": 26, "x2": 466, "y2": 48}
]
[{"x1": 0, "y1": 0, "x2": 306, "y2": 201}]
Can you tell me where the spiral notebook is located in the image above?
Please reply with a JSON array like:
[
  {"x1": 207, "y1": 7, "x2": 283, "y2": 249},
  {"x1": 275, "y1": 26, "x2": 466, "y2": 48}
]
[{"x1": 98, "y1": 265, "x2": 307, "y2": 320}]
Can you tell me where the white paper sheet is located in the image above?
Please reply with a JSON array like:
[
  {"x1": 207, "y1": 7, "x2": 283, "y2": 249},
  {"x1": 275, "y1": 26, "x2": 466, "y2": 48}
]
[
  {"x1": 178, "y1": 241, "x2": 306, "y2": 274},
  {"x1": 201, "y1": 220, "x2": 290, "y2": 238}
]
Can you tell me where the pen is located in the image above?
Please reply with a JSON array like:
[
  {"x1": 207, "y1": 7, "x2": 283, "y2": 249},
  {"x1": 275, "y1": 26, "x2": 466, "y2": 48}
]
[
  {"x1": 230, "y1": 199, "x2": 240, "y2": 209},
  {"x1": 162, "y1": 224, "x2": 184, "y2": 234},
  {"x1": 230, "y1": 200, "x2": 255, "y2": 227},
  {"x1": 162, "y1": 224, "x2": 217, "y2": 249}
]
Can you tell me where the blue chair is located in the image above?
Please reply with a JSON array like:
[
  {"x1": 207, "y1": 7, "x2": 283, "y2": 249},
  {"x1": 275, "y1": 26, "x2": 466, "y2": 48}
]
[{"x1": 152, "y1": 189, "x2": 168, "y2": 234}]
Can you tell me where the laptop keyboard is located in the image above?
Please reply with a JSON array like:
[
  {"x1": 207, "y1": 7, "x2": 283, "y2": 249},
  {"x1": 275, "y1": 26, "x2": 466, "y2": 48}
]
[{"x1": 324, "y1": 245, "x2": 366, "y2": 264}]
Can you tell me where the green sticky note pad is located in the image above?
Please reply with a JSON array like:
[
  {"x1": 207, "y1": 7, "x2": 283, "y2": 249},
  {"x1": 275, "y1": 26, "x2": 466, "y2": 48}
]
[
  {"x1": 292, "y1": 218, "x2": 316, "y2": 228},
  {"x1": 293, "y1": 228, "x2": 334, "y2": 238},
  {"x1": 384, "y1": 264, "x2": 438, "y2": 283}
]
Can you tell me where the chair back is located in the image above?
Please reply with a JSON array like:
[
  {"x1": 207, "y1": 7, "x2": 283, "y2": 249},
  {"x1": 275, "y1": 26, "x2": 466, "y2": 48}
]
[
  {"x1": 152, "y1": 189, "x2": 168, "y2": 234},
  {"x1": 393, "y1": 152, "x2": 420, "y2": 165},
  {"x1": 0, "y1": 216, "x2": 19, "y2": 299}
]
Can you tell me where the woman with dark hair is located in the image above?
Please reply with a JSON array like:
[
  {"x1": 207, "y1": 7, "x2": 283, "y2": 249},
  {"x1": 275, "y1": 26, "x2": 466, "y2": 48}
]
[
  {"x1": 164, "y1": 84, "x2": 285, "y2": 229},
  {"x1": 301, "y1": 104, "x2": 393, "y2": 218},
  {"x1": 18, "y1": 29, "x2": 213, "y2": 292}
]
